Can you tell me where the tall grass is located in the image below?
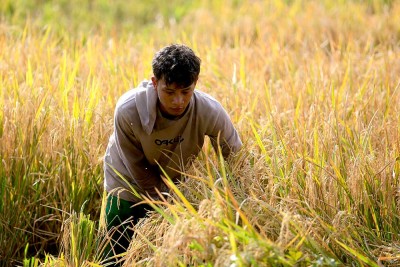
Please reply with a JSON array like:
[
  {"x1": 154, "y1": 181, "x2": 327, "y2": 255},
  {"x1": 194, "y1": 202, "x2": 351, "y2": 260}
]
[{"x1": 1, "y1": 0, "x2": 399, "y2": 266}]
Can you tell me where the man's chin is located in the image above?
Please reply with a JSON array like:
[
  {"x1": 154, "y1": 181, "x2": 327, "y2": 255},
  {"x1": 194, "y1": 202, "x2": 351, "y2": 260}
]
[
  {"x1": 170, "y1": 108, "x2": 185, "y2": 115},
  {"x1": 160, "y1": 108, "x2": 185, "y2": 119}
]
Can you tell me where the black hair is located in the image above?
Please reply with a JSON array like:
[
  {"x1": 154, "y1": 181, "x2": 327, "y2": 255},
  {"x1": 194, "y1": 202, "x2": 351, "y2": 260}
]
[{"x1": 152, "y1": 44, "x2": 201, "y2": 88}]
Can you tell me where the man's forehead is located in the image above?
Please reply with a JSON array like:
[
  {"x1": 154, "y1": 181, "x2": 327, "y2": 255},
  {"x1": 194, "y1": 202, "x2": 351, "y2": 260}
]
[{"x1": 159, "y1": 80, "x2": 194, "y2": 90}]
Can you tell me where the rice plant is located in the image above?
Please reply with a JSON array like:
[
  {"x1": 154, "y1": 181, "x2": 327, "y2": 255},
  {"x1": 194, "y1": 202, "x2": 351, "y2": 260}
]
[{"x1": 0, "y1": 0, "x2": 399, "y2": 266}]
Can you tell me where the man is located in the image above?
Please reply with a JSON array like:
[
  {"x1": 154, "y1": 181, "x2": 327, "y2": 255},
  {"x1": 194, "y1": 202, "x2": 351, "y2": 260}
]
[{"x1": 102, "y1": 44, "x2": 242, "y2": 265}]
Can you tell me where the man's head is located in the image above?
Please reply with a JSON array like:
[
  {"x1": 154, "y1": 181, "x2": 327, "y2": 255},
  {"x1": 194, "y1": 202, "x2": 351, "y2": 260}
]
[
  {"x1": 152, "y1": 44, "x2": 201, "y2": 87},
  {"x1": 151, "y1": 44, "x2": 201, "y2": 117}
]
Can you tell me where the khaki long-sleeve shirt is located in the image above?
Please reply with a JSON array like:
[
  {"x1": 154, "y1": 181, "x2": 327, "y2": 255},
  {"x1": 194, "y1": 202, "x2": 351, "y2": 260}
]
[{"x1": 104, "y1": 80, "x2": 242, "y2": 202}]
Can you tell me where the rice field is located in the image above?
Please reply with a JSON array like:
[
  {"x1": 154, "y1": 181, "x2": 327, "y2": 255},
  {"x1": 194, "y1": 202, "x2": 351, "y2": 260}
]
[{"x1": 1, "y1": 0, "x2": 400, "y2": 266}]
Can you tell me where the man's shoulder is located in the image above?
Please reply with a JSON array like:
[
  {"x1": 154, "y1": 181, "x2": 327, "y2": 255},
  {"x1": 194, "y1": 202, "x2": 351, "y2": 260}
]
[
  {"x1": 193, "y1": 90, "x2": 224, "y2": 110},
  {"x1": 116, "y1": 81, "x2": 149, "y2": 111}
]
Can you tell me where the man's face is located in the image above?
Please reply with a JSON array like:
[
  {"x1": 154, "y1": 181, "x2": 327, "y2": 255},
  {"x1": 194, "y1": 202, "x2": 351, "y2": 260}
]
[{"x1": 152, "y1": 77, "x2": 196, "y2": 117}]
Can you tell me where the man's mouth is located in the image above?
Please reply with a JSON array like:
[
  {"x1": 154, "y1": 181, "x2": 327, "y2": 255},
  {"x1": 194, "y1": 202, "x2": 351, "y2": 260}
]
[{"x1": 171, "y1": 107, "x2": 184, "y2": 112}]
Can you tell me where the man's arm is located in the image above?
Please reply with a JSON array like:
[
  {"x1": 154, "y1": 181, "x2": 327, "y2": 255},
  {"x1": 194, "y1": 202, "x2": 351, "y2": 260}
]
[
  {"x1": 113, "y1": 109, "x2": 163, "y2": 198},
  {"x1": 208, "y1": 105, "x2": 242, "y2": 158}
]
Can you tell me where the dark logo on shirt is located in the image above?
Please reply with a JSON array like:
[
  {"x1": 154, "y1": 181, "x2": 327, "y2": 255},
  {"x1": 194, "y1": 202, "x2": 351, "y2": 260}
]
[{"x1": 155, "y1": 136, "x2": 184, "y2": 146}]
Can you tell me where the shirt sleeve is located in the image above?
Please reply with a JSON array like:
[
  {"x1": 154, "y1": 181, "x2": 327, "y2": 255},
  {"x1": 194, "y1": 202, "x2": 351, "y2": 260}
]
[
  {"x1": 113, "y1": 108, "x2": 163, "y2": 198},
  {"x1": 207, "y1": 105, "x2": 242, "y2": 159}
]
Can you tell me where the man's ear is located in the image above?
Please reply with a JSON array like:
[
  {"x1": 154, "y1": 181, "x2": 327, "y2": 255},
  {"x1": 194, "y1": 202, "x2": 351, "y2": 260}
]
[
  {"x1": 151, "y1": 77, "x2": 157, "y2": 90},
  {"x1": 193, "y1": 77, "x2": 199, "y2": 87}
]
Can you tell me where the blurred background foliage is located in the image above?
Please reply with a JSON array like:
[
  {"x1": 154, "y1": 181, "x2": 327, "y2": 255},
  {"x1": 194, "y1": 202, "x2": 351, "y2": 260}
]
[{"x1": 1, "y1": 0, "x2": 396, "y2": 37}]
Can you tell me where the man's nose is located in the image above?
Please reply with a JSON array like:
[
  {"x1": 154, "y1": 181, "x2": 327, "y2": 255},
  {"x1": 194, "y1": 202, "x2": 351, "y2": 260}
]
[{"x1": 172, "y1": 94, "x2": 184, "y2": 105}]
